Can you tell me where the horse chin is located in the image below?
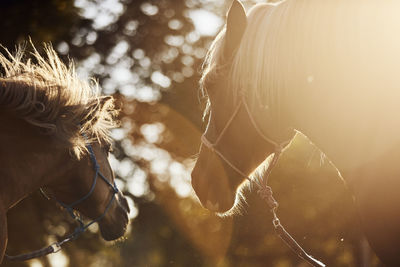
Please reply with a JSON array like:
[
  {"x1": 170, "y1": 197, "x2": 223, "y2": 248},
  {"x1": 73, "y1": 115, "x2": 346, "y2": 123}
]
[
  {"x1": 192, "y1": 175, "x2": 236, "y2": 213},
  {"x1": 99, "y1": 221, "x2": 127, "y2": 241},
  {"x1": 204, "y1": 193, "x2": 235, "y2": 213},
  {"x1": 98, "y1": 195, "x2": 130, "y2": 241}
]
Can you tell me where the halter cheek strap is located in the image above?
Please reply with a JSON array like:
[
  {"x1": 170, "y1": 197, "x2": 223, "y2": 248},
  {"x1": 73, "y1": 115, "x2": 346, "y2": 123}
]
[
  {"x1": 56, "y1": 143, "x2": 119, "y2": 230},
  {"x1": 201, "y1": 100, "x2": 247, "y2": 177},
  {"x1": 201, "y1": 97, "x2": 290, "y2": 182}
]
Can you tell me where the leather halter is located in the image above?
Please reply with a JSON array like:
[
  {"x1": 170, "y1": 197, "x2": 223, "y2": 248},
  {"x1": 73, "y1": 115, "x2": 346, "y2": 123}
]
[
  {"x1": 200, "y1": 96, "x2": 326, "y2": 267},
  {"x1": 201, "y1": 96, "x2": 291, "y2": 181}
]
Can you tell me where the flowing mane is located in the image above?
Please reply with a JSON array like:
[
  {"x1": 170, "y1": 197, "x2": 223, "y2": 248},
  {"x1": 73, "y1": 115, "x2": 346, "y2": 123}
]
[
  {"x1": 0, "y1": 44, "x2": 117, "y2": 157},
  {"x1": 202, "y1": 0, "x2": 400, "y2": 118}
]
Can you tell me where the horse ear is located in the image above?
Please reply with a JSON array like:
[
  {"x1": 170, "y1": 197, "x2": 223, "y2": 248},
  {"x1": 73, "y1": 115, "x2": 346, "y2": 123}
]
[{"x1": 225, "y1": 0, "x2": 247, "y2": 59}]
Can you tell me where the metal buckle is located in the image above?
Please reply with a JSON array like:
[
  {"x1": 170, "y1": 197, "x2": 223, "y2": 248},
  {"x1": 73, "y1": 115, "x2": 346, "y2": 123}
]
[
  {"x1": 273, "y1": 218, "x2": 280, "y2": 228},
  {"x1": 50, "y1": 242, "x2": 62, "y2": 253},
  {"x1": 272, "y1": 208, "x2": 280, "y2": 228}
]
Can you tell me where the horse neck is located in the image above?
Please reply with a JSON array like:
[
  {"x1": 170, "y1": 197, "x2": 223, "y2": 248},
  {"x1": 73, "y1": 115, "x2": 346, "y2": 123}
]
[
  {"x1": 288, "y1": 83, "x2": 400, "y2": 175},
  {"x1": 249, "y1": 99, "x2": 294, "y2": 147},
  {"x1": 0, "y1": 112, "x2": 65, "y2": 209}
]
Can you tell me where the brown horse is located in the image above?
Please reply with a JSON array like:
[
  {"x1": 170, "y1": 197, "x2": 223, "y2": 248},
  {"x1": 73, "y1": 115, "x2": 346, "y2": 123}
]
[
  {"x1": 0, "y1": 44, "x2": 130, "y2": 263},
  {"x1": 192, "y1": 0, "x2": 400, "y2": 265}
]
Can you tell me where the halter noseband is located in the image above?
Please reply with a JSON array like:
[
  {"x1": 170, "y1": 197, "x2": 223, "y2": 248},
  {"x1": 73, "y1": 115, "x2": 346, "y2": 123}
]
[
  {"x1": 5, "y1": 139, "x2": 120, "y2": 262},
  {"x1": 200, "y1": 97, "x2": 325, "y2": 267},
  {"x1": 56, "y1": 142, "x2": 119, "y2": 232}
]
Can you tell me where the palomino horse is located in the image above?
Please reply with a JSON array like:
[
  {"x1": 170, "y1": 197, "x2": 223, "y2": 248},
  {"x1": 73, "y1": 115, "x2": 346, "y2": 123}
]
[
  {"x1": 192, "y1": 0, "x2": 400, "y2": 265},
  {"x1": 0, "y1": 45, "x2": 130, "y2": 263}
]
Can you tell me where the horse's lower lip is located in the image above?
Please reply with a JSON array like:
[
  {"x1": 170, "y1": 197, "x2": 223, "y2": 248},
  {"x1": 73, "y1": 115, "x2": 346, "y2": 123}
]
[
  {"x1": 199, "y1": 192, "x2": 234, "y2": 213},
  {"x1": 99, "y1": 202, "x2": 130, "y2": 241},
  {"x1": 100, "y1": 225, "x2": 127, "y2": 241},
  {"x1": 99, "y1": 217, "x2": 128, "y2": 241}
]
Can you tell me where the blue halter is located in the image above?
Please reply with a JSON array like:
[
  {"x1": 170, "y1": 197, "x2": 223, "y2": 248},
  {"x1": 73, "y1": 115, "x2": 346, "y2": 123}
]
[
  {"x1": 56, "y1": 142, "x2": 119, "y2": 233},
  {"x1": 5, "y1": 142, "x2": 120, "y2": 261}
]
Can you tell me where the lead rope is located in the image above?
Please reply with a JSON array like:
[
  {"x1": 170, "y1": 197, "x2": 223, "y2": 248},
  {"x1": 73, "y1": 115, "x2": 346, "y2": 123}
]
[
  {"x1": 243, "y1": 97, "x2": 325, "y2": 266},
  {"x1": 254, "y1": 147, "x2": 326, "y2": 267}
]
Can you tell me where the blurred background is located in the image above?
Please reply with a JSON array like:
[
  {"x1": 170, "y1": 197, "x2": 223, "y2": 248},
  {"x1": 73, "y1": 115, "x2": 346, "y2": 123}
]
[{"x1": 0, "y1": 0, "x2": 383, "y2": 266}]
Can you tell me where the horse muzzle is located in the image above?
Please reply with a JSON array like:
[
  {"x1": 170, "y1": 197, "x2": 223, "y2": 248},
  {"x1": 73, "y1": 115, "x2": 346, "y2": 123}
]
[
  {"x1": 191, "y1": 163, "x2": 236, "y2": 213},
  {"x1": 99, "y1": 192, "x2": 130, "y2": 241}
]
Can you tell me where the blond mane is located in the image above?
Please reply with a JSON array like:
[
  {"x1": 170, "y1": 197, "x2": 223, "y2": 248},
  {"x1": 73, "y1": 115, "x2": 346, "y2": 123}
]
[
  {"x1": 201, "y1": 0, "x2": 400, "y2": 119},
  {"x1": 0, "y1": 44, "x2": 117, "y2": 157}
]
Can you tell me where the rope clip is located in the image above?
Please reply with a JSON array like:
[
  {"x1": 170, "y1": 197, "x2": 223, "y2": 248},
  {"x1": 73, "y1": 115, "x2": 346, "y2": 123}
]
[
  {"x1": 272, "y1": 208, "x2": 280, "y2": 228},
  {"x1": 50, "y1": 243, "x2": 62, "y2": 253}
]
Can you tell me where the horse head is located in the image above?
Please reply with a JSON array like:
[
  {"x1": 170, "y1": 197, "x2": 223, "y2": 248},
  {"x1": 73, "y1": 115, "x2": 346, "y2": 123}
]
[
  {"x1": 42, "y1": 129, "x2": 130, "y2": 242},
  {"x1": 191, "y1": 1, "x2": 284, "y2": 213},
  {"x1": 0, "y1": 45, "x2": 130, "y2": 262}
]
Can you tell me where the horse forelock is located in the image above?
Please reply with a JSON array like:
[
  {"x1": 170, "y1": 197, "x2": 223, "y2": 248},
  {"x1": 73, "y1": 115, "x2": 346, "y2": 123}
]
[{"x1": 0, "y1": 43, "x2": 117, "y2": 158}]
